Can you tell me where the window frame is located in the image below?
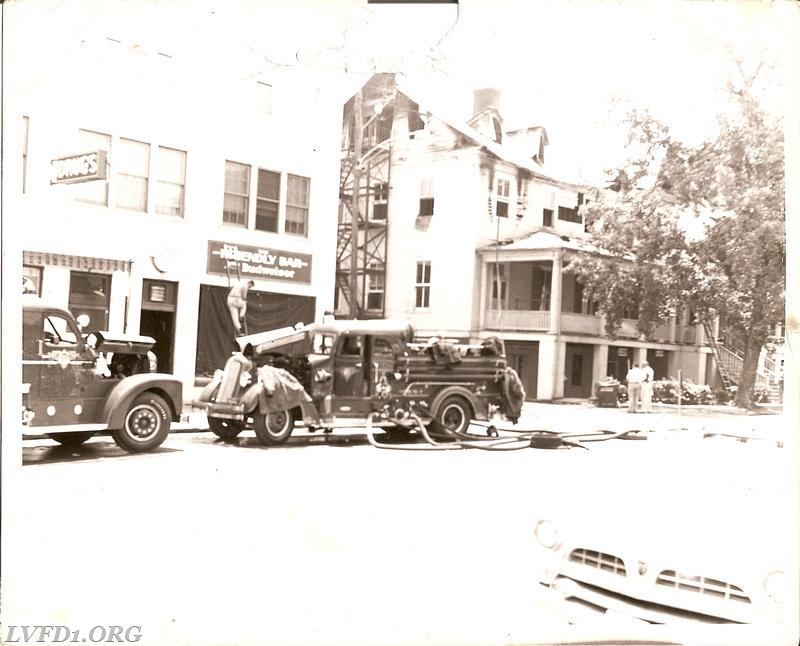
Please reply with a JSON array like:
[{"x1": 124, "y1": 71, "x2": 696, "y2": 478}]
[
  {"x1": 116, "y1": 137, "x2": 151, "y2": 212},
  {"x1": 155, "y1": 145, "x2": 186, "y2": 216},
  {"x1": 419, "y1": 178, "x2": 435, "y2": 217},
  {"x1": 285, "y1": 173, "x2": 310, "y2": 237},
  {"x1": 223, "y1": 160, "x2": 251, "y2": 227},
  {"x1": 255, "y1": 168, "x2": 281, "y2": 233},
  {"x1": 414, "y1": 260, "x2": 432, "y2": 309},
  {"x1": 495, "y1": 177, "x2": 511, "y2": 218}
]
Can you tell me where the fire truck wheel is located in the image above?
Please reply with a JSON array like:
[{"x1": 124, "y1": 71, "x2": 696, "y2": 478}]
[
  {"x1": 253, "y1": 408, "x2": 296, "y2": 445},
  {"x1": 112, "y1": 393, "x2": 170, "y2": 453},
  {"x1": 208, "y1": 417, "x2": 245, "y2": 440},
  {"x1": 433, "y1": 395, "x2": 472, "y2": 435},
  {"x1": 48, "y1": 432, "x2": 95, "y2": 446}
]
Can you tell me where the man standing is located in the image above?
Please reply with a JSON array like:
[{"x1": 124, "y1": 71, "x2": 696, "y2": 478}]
[
  {"x1": 625, "y1": 362, "x2": 643, "y2": 413},
  {"x1": 640, "y1": 360, "x2": 655, "y2": 413},
  {"x1": 227, "y1": 279, "x2": 255, "y2": 335}
]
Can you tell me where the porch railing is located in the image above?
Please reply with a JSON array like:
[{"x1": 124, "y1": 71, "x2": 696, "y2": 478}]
[{"x1": 484, "y1": 309, "x2": 550, "y2": 331}]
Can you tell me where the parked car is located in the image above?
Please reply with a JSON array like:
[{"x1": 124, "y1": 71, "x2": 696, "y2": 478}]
[{"x1": 533, "y1": 428, "x2": 791, "y2": 629}]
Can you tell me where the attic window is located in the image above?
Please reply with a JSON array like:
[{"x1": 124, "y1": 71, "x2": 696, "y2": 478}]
[{"x1": 493, "y1": 117, "x2": 502, "y2": 144}]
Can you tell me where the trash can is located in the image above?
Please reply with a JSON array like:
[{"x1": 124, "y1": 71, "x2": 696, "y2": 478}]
[{"x1": 595, "y1": 381, "x2": 621, "y2": 408}]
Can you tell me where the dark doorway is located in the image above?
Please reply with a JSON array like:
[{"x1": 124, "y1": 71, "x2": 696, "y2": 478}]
[
  {"x1": 140, "y1": 309, "x2": 175, "y2": 373},
  {"x1": 505, "y1": 341, "x2": 538, "y2": 400},
  {"x1": 606, "y1": 346, "x2": 635, "y2": 382},
  {"x1": 564, "y1": 343, "x2": 594, "y2": 398},
  {"x1": 646, "y1": 349, "x2": 670, "y2": 381},
  {"x1": 141, "y1": 279, "x2": 178, "y2": 374}
]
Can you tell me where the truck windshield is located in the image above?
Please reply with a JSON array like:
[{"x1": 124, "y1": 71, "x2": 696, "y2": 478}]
[
  {"x1": 44, "y1": 314, "x2": 79, "y2": 344},
  {"x1": 312, "y1": 333, "x2": 334, "y2": 355}
]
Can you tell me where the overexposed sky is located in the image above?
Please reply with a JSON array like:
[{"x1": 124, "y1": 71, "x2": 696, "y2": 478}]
[{"x1": 5, "y1": 0, "x2": 796, "y2": 183}]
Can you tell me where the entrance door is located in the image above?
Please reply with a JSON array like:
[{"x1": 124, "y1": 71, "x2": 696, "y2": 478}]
[
  {"x1": 505, "y1": 341, "x2": 538, "y2": 400},
  {"x1": 140, "y1": 310, "x2": 175, "y2": 373},
  {"x1": 140, "y1": 279, "x2": 177, "y2": 374},
  {"x1": 564, "y1": 343, "x2": 594, "y2": 398}
]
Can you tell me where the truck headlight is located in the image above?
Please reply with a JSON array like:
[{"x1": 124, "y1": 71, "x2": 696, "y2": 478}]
[
  {"x1": 534, "y1": 519, "x2": 561, "y2": 550},
  {"x1": 764, "y1": 570, "x2": 786, "y2": 603}
]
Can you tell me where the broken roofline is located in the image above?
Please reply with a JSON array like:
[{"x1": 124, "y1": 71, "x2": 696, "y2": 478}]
[
  {"x1": 476, "y1": 229, "x2": 634, "y2": 263},
  {"x1": 387, "y1": 75, "x2": 584, "y2": 192}
]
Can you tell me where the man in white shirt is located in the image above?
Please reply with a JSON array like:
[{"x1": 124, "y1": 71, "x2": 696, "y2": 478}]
[
  {"x1": 640, "y1": 360, "x2": 655, "y2": 413},
  {"x1": 625, "y1": 363, "x2": 643, "y2": 413}
]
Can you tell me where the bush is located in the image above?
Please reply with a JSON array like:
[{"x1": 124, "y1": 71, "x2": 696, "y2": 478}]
[{"x1": 651, "y1": 378, "x2": 713, "y2": 405}]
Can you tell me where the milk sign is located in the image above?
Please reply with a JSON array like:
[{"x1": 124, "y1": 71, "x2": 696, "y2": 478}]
[{"x1": 208, "y1": 241, "x2": 312, "y2": 284}]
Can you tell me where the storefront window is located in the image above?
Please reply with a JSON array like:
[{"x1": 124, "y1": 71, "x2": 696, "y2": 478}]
[{"x1": 69, "y1": 271, "x2": 110, "y2": 330}]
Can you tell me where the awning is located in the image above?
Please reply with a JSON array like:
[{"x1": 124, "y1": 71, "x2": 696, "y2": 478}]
[{"x1": 23, "y1": 250, "x2": 131, "y2": 273}]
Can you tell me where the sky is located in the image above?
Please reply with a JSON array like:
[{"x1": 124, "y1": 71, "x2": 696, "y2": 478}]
[{"x1": 5, "y1": 0, "x2": 797, "y2": 184}]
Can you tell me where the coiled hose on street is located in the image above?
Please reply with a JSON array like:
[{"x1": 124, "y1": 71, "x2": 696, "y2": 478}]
[{"x1": 365, "y1": 407, "x2": 647, "y2": 452}]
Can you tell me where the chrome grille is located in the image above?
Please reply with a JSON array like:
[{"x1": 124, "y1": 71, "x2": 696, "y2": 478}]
[
  {"x1": 656, "y1": 570, "x2": 751, "y2": 603},
  {"x1": 569, "y1": 548, "x2": 626, "y2": 575}
]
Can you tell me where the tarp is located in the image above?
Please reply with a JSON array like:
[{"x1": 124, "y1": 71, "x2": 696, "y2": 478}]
[
  {"x1": 240, "y1": 364, "x2": 313, "y2": 415},
  {"x1": 195, "y1": 285, "x2": 315, "y2": 376}
]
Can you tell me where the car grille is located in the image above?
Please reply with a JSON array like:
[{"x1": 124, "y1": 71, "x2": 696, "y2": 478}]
[
  {"x1": 656, "y1": 570, "x2": 751, "y2": 603},
  {"x1": 569, "y1": 548, "x2": 626, "y2": 575}
]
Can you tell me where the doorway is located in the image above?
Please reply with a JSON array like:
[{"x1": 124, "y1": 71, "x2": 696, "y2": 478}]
[
  {"x1": 140, "y1": 279, "x2": 177, "y2": 374},
  {"x1": 564, "y1": 343, "x2": 594, "y2": 398}
]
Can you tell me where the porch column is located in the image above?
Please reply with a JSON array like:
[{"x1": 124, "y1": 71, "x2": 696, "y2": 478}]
[
  {"x1": 593, "y1": 344, "x2": 609, "y2": 386},
  {"x1": 478, "y1": 259, "x2": 488, "y2": 329},
  {"x1": 634, "y1": 347, "x2": 647, "y2": 367},
  {"x1": 538, "y1": 337, "x2": 562, "y2": 400},
  {"x1": 548, "y1": 249, "x2": 563, "y2": 334},
  {"x1": 669, "y1": 314, "x2": 677, "y2": 344}
]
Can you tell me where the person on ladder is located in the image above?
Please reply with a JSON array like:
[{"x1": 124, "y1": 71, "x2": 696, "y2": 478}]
[{"x1": 227, "y1": 279, "x2": 254, "y2": 336}]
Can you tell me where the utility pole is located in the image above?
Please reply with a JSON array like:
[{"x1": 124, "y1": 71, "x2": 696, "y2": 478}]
[{"x1": 350, "y1": 90, "x2": 363, "y2": 318}]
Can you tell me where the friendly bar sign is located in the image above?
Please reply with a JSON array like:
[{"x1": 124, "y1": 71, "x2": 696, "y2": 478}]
[
  {"x1": 208, "y1": 240, "x2": 312, "y2": 284},
  {"x1": 50, "y1": 150, "x2": 108, "y2": 185}
]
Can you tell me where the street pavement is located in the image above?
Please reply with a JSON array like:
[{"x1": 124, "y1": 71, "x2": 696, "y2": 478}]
[{"x1": 7, "y1": 401, "x2": 794, "y2": 646}]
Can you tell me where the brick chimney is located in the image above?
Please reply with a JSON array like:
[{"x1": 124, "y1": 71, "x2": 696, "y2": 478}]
[{"x1": 473, "y1": 88, "x2": 501, "y2": 118}]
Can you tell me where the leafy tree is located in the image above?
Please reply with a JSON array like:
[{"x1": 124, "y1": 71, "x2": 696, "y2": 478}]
[{"x1": 569, "y1": 69, "x2": 785, "y2": 408}]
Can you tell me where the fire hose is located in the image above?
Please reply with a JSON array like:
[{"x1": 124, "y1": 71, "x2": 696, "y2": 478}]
[{"x1": 365, "y1": 407, "x2": 648, "y2": 452}]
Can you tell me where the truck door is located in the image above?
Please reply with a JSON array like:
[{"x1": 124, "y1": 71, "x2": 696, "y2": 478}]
[
  {"x1": 333, "y1": 333, "x2": 365, "y2": 398},
  {"x1": 364, "y1": 336, "x2": 397, "y2": 396}
]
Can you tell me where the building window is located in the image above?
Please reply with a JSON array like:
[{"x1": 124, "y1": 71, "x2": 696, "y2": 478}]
[
  {"x1": 542, "y1": 208, "x2": 553, "y2": 227},
  {"x1": 419, "y1": 178, "x2": 434, "y2": 216},
  {"x1": 22, "y1": 116, "x2": 29, "y2": 194},
  {"x1": 116, "y1": 138, "x2": 150, "y2": 211},
  {"x1": 285, "y1": 174, "x2": 309, "y2": 236},
  {"x1": 372, "y1": 182, "x2": 388, "y2": 220},
  {"x1": 496, "y1": 178, "x2": 510, "y2": 218},
  {"x1": 256, "y1": 169, "x2": 281, "y2": 232},
  {"x1": 558, "y1": 205, "x2": 581, "y2": 224},
  {"x1": 23, "y1": 265, "x2": 42, "y2": 295},
  {"x1": 490, "y1": 263, "x2": 507, "y2": 307},
  {"x1": 155, "y1": 146, "x2": 186, "y2": 216},
  {"x1": 68, "y1": 271, "x2": 110, "y2": 330},
  {"x1": 366, "y1": 264, "x2": 385, "y2": 311},
  {"x1": 223, "y1": 160, "x2": 250, "y2": 226},
  {"x1": 256, "y1": 81, "x2": 272, "y2": 114},
  {"x1": 415, "y1": 261, "x2": 431, "y2": 309},
  {"x1": 75, "y1": 129, "x2": 111, "y2": 205}
]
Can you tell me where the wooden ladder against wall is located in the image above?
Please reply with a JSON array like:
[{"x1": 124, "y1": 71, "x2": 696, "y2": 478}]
[{"x1": 702, "y1": 320, "x2": 738, "y2": 391}]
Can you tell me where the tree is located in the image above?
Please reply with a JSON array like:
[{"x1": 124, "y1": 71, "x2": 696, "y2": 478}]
[{"x1": 569, "y1": 70, "x2": 785, "y2": 408}]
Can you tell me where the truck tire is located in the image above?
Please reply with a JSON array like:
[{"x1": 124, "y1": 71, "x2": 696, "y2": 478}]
[
  {"x1": 112, "y1": 393, "x2": 170, "y2": 453},
  {"x1": 433, "y1": 395, "x2": 472, "y2": 435},
  {"x1": 48, "y1": 432, "x2": 94, "y2": 446},
  {"x1": 253, "y1": 408, "x2": 296, "y2": 445},
  {"x1": 208, "y1": 417, "x2": 245, "y2": 440}
]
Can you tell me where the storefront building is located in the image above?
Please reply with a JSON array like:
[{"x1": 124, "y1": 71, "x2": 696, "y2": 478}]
[{"x1": 8, "y1": 21, "x2": 341, "y2": 402}]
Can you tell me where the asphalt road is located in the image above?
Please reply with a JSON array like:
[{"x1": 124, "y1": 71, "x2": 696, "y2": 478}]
[{"x1": 5, "y1": 403, "x2": 794, "y2": 646}]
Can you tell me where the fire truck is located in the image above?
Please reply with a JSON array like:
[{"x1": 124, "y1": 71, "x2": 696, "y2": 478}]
[
  {"x1": 22, "y1": 296, "x2": 182, "y2": 452},
  {"x1": 196, "y1": 318, "x2": 525, "y2": 445}
]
